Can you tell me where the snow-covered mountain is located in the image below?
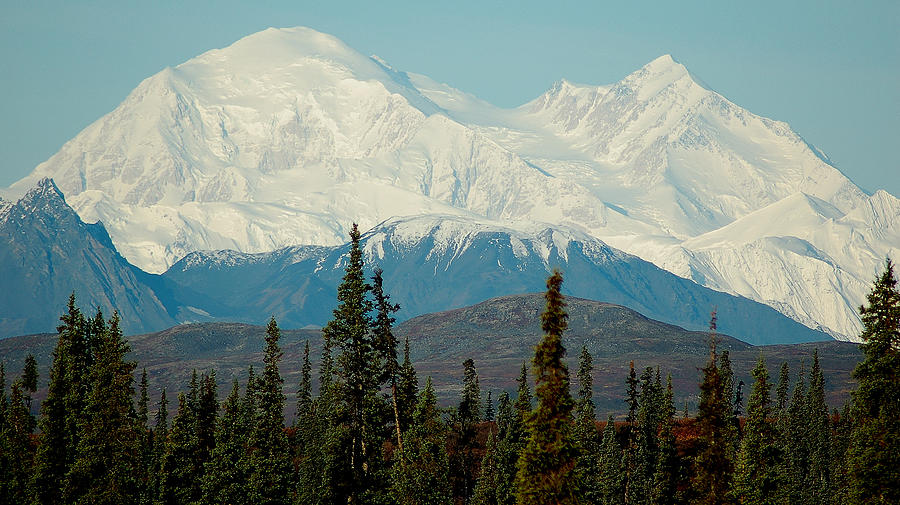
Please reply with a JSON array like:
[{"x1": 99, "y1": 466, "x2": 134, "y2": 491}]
[
  {"x1": 164, "y1": 214, "x2": 829, "y2": 345},
  {"x1": 8, "y1": 27, "x2": 898, "y2": 340}
]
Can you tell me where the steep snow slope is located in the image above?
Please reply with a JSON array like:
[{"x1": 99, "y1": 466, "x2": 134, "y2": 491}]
[{"x1": 7, "y1": 27, "x2": 896, "y2": 340}]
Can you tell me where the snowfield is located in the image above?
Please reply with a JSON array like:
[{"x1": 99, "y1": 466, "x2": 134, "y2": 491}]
[{"x1": 7, "y1": 27, "x2": 899, "y2": 341}]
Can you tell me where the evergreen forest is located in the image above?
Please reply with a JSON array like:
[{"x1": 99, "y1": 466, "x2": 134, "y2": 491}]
[{"x1": 1, "y1": 224, "x2": 897, "y2": 505}]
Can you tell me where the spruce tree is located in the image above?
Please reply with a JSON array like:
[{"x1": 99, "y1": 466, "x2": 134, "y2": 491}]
[
  {"x1": 690, "y1": 311, "x2": 734, "y2": 505},
  {"x1": 650, "y1": 375, "x2": 679, "y2": 505},
  {"x1": 149, "y1": 388, "x2": 168, "y2": 504},
  {"x1": 493, "y1": 391, "x2": 517, "y2": 505},
  {"x1": 472, "y1": 429, "x2": 500, "y2": 505},
  {"x1": 629, "y1": 366, "x2": 661, "y2": 505},
  {"x1": 452, "y1": 358, "x2": 482, "y2": 503},
  {"x1": 200, "y1": 379, "x2": 250, "y2": 505},
  {"x1": 780, "y1": 363, "x2": 808, "y2": 505},
  {"x1": 321, "y1": 223, "x2": 384, "y2": 503},
  {"x1": 575, "y1": 346, "x2": 601, "y2": 504},
  {"x1": 484, "y1": 390, "x2": 495, "y2": 422},
  {"x1": 734, "y1": 355, "x2": 778, "y2": 505},
  {"x1": 372, "y1": 268, "x2": 404, "y2": 450},
  {"x1": 248, "y1": 317, "x2": 293, "y2": 505},
  {"x1": 196, "y1": 370, "x2": 218, "y2": 469},
  {"x1": 804, "y1": 350, "x2": 831, "y2": 505},
  {"x1": 599, "y1": 416, "x2": 624, "y2": 505},
  {"x1": 3, "y1": 380, "x2": 35, "y2": 504},
  {"x1": 515, "y1": 270, "x2": 579, "y2": 505},
  {"x1": 295, "y1": 341, "x2": 323, "y2": 505},
  {"x1": 775, "y1": 362, "x2": 790, "y2": 415},
  {"x1": 65, "y1": 313, "x2": 141, "y2": 505},
  {"x1": 396, "y1": 336, "x2": 419, "y2": 433},
  {"x1": 846, "y1": 259, "x2": 900, "y2": 505},
  {"x1": 30, "y1": 294, "x2": 88, "y2": 505},
  {"x1": 159, "y1": 393, "x2": 201, "y2": 505},
  {"x1": 390, "y1": 377, "x2": 452, "y2": 505},
  {"x1": 136, "y1": 369, "x2": 152, "y2": 505}
]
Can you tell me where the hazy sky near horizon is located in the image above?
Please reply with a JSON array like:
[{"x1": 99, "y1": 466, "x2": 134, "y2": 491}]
[{"x1": 2, "y1": 1, "x2": 897, "y2": 196}]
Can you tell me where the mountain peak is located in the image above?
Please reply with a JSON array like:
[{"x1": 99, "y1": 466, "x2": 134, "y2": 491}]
[{"x1": 21, "y1": 178, "x2": 65, "y2": 207}]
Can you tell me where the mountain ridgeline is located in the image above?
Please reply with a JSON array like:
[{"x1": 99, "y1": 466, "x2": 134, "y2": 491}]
[
  {"x1": 0, "y1": 182, "x2": 829, "y2": 345},
  {"x1": 6, "y1": 27, "x2": 898, "y2": 341}
]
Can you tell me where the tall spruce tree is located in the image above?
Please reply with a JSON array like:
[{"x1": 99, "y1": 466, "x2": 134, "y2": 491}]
[
  {"x1": 691, "y1": 311, "x2": 734, "y2": 505},
  {"x1": 846, "y1": 259, "x2": 900, "y2": 505},
  {"x1": 159, "y1": 393, "x2": 202, "y2": 505},
  {"x1": 396, "y1": 336, "x2": 418, "y2": 433},
  {"x1": 372, "y1": 268, "x2": 404, "y2": 451},
  {"x1": 629, "y1": 366, "x2": 662, "y2": 505},
  {"x1": 804, "y1": 350, "x2": 832, "y2": 505},
  {"x1": 472, "y1": 429, "x2": 500, "y2": 505},
  {"x1": 575, "y1": 346, "x2": 601, "y2": 504},
  {"x1": 734, "y1": 355, "x2": 778, "y2": 505},
  {"x1": 30, "y1": 294, "x2": 89, "y2": 505},
  {"x1": 248, "y1": 317, "x2": 293, "y2": 505},
  {"x1": 390, "y1": 377, "x2": 452, "y2": 505},
  {"x1": 65, "y1": 313, "x2": 141, "y2": 505},
  {"x1": 149, "y1": 388, "x2": 168, "y2": 504},
  {"x1": 321, "y1": 223, "x2": 385, "y2": 503},
  {"x1": 200, "y1": 379, "x2": 250, "y2": 505},
  {"x1": 780, "y1": 363, "x2": 808, "y2": 504},
  {"x1": 515, "y1": 270, "x2": 580, "y2": 505},
  {"x1": 452, "y1": 358, "x2": 482, "y2": 503},
  {"x1": 295, "y1": 341, "x2": 322, "y2": 505},
  {"x1": 3, "y1": 380, "x2": 35, "y2": 504},
  {"x1": 650, "y1": 375, "x2": 679, "y2": 505},
  {"x1": 599, "y1": 416, "x2": 624, "y2": 505}
]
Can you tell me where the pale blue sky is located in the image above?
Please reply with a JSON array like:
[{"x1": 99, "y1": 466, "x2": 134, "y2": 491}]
[{"x1": 2, "y1": 0, "x2": 898, "y2": 195}]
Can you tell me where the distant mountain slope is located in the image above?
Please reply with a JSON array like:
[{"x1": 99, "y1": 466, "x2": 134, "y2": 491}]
[
  {"x1": 164, "y1": 215, "x2": 831, "y2": 346},
  {"x1": 0, "y1": 179, "x2": 232, "y2": 336},
  {"x1": 7, "y1": 27, "x2": 896, "y2": 340},
  {"x1": 0, "y1": 179, "x2": 178, "y2": 336},
  {"x1": 0, "y1": 295, "x2": 860, "y2": 417}
]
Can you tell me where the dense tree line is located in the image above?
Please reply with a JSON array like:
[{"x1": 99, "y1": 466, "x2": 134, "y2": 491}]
[{"x1": 0, "y1": 227, "x2": 897, "y2": 504}]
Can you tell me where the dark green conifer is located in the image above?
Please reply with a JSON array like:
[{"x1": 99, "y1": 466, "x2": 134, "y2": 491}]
[
  {"x1": 734, "y1": 355, "x2": 778, "y2": 505},
  {"x1": 650, "y1": 375, "x2": 679, "y2": 505},
  {"x1": 3, "y1": 380, "x2": 36, "y2": 504},
  {"x1": 484, "y1": 390, "x2": 494, "y2": 421},
  {"x1": 149, "y1": 388, "x2": 168, "y2": 504},
  {"x1": 599, "y1": 416, "x2": 624, "y2": 505},
  {"x1": 196, "y1": 371, "x2": 218, "y2": 469},
  {"x1": 575, "y1": 346, "x2": 601, "y2": 504},
  {"x1": 780, "y1": 363, "x2": 808, "y2": 504},
  {"x1": 248, "y1": 318, "x2": 293, "y2": 505},
  {"x1": 629, "y1": 366, "x2": 661, "y2": 505},
  {"x1": 30, "y1": 294, "x2": 88, "y2": 505},
  {"x1": 159, "y1": 393, "x2": 201, "y2": 505},
  {"x1": 514, "y1": 270, "x2": 579, "y2": 505},
  {"x1": 396, "y1": 336, "x2": 418, "y2": 433},
  {"x1": 295, "y1": 341, "x2": 322, "y2": 505},
  {"x1": 846, "y1": 259, "x2": 900, "y2": 505},
  {"x1": 372, "y1": 268, "x2": 406, "y2": 452},
  {"x1": 690, "y1": 311, "x2": 734, "y2": 505},
  {"x1": 321, "y1": 223, "x2": 384, "y2": 503},
  {"x1": 472, "y1": 429, "x2": 500, "y2": 505},
  {"x1": 390, "y1": 377, "x2": 451, "y2": 505},
  {"x1": 804, "y1": 350, "x2": 832, "y2": 504},
  {"x1": 775, "y1": 362, "x2": 790, "y2": 414},
  {"x1": 65, "y1": 313, "x2": 140, "y2": 505},
  {"x1": 201, "y1": 379, "x2": 249, "y2": 505},
  {"x1": 452, "y1": 358, "x2": 482, "y2": 503}
]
